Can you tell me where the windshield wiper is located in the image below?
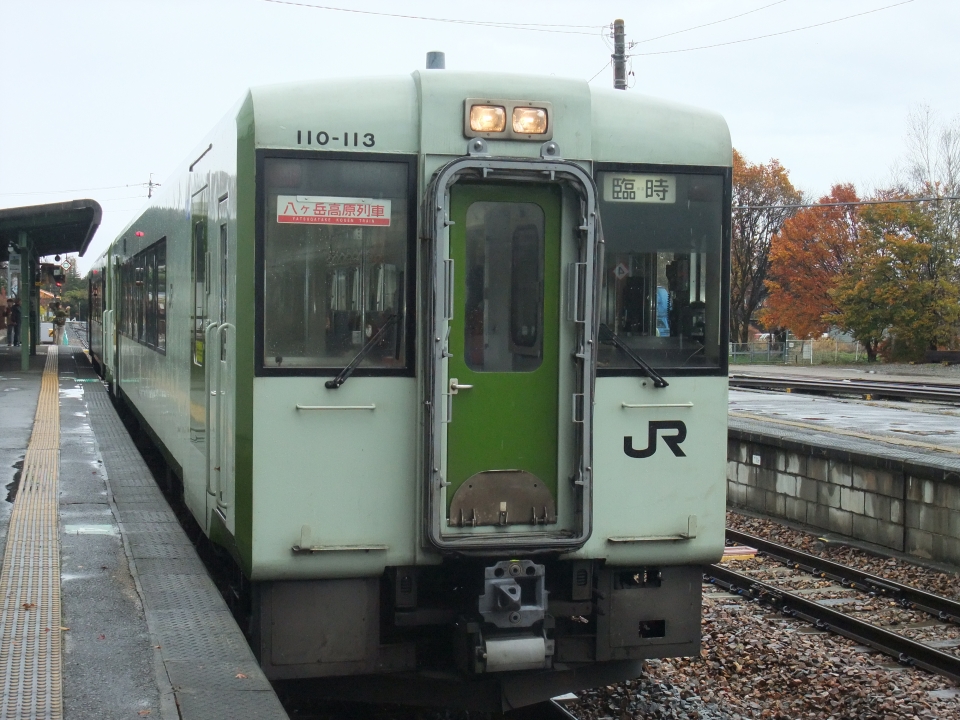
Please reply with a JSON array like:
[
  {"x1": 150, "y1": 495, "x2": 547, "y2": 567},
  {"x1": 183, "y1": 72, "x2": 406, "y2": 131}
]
[
  {"x1": 599, "y1": 323, "x2": 669, "y2": 388},
  {"x1": 325, "y1": 314, "x2": 401, "y2": 389}
]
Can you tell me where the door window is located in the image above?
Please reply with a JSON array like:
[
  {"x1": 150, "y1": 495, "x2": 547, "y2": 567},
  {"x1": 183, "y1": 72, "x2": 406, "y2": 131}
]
[
  {"x1": 192, "y1": 190, "x2": 208, "y2": 366},
  {"x1": 463, "y1": 202, "x2": 544, "y2": 372}
]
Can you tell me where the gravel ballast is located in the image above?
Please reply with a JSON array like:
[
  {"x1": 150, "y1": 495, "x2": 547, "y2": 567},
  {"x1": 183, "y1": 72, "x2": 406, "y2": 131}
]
[{"x1": 568, "y1": 511, "x2": 960, "y2": 719}]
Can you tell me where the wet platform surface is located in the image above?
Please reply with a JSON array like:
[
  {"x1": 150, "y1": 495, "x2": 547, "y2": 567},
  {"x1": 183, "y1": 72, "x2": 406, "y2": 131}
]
[
  {"x1": 0, "y1": 340, "x2": 287, "y2": 719},
  {"x1": 731, "y1": 362, "x2": 960, "y2": 386},
  {"x1": 729, "y1": 385, "x2": 960, "y2": 478},
  {"x1": 730, "y1": 389, "x2": 960, "y2": 455}
]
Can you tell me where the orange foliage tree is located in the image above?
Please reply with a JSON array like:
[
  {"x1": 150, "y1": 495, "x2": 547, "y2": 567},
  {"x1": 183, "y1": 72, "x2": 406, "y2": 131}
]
[
  {"x1": 730, "y1": 150, "x2": 803, "y2": 343},
  {"x1": 762, "y1": 184, "x2": 861, "y2": 338},
  {"x1": 833, "y1": 199, "x2": 960, "y2": 362}
]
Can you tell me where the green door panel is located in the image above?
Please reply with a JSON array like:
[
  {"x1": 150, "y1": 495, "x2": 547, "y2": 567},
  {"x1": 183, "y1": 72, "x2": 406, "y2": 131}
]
[{"x1": 446, "y1": 184, "x2": 562, "y2": 510}]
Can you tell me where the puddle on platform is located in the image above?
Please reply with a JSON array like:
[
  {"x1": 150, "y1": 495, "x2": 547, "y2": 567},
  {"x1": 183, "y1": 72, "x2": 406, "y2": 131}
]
[
  {"x1": 890, "y1": 428, "x2": 955, "y2": 436},
  {"x1": 60, "y1": 506, "x2": 111, "y2": 518},
  {"x1": 59, "y1": 388, "x2": 84, "y2": 400},
  {"x1": 61, "y1": 572, "x2": 100, "y2": 582},
  {"x1": 62, "y1": 524, "x2": 118, "y2": 536},
  {"x1": 5, "y1": 458, "x2": 24, "y2": 503}
]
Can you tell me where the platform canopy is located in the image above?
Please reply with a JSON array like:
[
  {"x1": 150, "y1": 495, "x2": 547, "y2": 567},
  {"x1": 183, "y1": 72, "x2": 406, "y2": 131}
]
[{"x1": 0, "y1": 199, "x2": 102, "y2": 261}]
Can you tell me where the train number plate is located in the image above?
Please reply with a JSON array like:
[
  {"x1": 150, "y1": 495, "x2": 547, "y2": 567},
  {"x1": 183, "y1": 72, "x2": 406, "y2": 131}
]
[{"x1": 277, "y1": 195, "x2": 392, "y2": 226}]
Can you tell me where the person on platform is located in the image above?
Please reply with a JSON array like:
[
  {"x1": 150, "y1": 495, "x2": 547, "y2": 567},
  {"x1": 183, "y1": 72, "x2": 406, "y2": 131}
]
[
  {"x1": 7, "y1": 299, "x2": 21, "y2": 347},
  {"x1": 53, "y1": 302, "x2": 66, "y2": 345}
]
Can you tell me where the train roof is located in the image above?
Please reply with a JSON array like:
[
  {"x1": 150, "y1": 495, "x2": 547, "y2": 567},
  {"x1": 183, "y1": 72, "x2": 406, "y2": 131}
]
[
  {"x1": 248, "y1": 70, "x2": 731, "y2": 168},
  {"x1": 93, "y1": 71, "x2": 731, "y2": 264}
]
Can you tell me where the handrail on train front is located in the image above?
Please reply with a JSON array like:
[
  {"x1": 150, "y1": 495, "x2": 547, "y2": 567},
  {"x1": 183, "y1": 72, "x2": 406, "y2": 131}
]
[
  {"x1": 101, "y1": 308, "x2": 112, "y2": 368},
  {"x1": 203, "y1": 321, "x2": 219, "y2": 498}
]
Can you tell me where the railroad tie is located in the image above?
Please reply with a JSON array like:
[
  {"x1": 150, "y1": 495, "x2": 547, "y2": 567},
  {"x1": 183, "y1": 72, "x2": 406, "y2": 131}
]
[{"x1": 0, "y1": 346, "x2": 62, "y2": 720}]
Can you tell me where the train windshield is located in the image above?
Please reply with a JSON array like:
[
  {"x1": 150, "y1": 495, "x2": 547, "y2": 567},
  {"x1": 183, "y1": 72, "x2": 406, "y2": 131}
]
[
  {"x1": 261, "y1": 157, "x2": 411, "y2": 371},
  {"x1": 596, "y1": 170, "x2": 726, "y2": 372}
]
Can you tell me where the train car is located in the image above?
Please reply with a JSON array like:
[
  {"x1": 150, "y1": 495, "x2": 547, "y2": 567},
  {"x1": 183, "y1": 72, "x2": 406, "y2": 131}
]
[{"x1": 88, "y1": 62, "x2": 731, "y2": 711}]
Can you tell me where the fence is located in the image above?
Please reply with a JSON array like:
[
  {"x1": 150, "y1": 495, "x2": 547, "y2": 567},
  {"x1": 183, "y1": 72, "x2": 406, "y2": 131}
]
[{"x1": 730, "y1": 339, "x2": 864, "y2": 365}]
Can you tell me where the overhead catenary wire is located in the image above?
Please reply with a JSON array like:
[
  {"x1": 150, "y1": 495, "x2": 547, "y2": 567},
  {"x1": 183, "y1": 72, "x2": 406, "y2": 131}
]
[
  {"x1": 634, "y1": 0, "x2": 789, "y2": 45},
  {"x1": 629, "y1": 0, "x2": 913, "y2": 56},
  {"x1": 587, "y1": 60, "x2": 611, "y2": 83},
  {"x1": 97, "y1": 195, "x2": 155, "y2": 203},
  {"x1": 735, "y1": 195, "x2": 960, "y2": 210},
  {"x1": 0, "y1": 182, "x2": 153, "y2": 197},
  {"x1": 260, "y1": 0, "x2": 603, "y2": 35}
]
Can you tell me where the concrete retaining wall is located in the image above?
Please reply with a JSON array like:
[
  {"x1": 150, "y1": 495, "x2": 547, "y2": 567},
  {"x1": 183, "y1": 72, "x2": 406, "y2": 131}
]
[{"x1": 727, "y1": 429, "x2": 960, "y2": 565}]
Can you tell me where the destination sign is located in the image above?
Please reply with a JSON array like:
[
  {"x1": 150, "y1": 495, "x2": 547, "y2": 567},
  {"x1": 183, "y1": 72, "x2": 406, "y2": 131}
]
[
  {"x1": 277, "y1": 195, "x2": 392, "y2": 226},
  {"x1": 603, "y1": 174, "x2": 676, "y2": 204}
]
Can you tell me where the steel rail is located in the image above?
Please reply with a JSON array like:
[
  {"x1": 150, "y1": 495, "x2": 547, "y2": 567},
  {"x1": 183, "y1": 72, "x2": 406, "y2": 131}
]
[
  {"x1": 546, "y1": 699, "x2": 580, "y2": 719},
  {"x1": 705, "y1": 563, "x2": 960, "y2": 684},
  {"x1": 729, "y1": 374, "x2": 960, "y2": 404},
  {"x1": 726, "y1": 529, "x2": 960, "y2": 623},
  {"x1": 505, "y1": 699, "x2": 581, "y2": 719}
]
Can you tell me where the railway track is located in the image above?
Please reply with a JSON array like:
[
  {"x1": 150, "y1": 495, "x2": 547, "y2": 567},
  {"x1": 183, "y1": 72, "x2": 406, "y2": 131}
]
[
  {"x1": 505, "y1": 699, "x2": 581, "y2": 719},
  {"x1": 67, "y1": 320, "x2": 88, "y2": 349},
  {"x1": 271, "y1": 697, "x2": 580, "y2": 719},
  {"x1": 729, "y1": 374, "x2": 960, "y2": 404},
  {"x1": 707, "y1": 529, "x2": 960, "y2": 684}
]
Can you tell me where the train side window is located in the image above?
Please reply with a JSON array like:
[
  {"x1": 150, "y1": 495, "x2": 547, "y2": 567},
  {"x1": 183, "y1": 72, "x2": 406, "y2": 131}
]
[
  {"x1": 192, "y1": 189, "x2": 208, "y2": 367},
  {"x1": 156, "y1": 241, "x2": 166, "y2": 351},
  {"x1": 146, "y1": 247, "x2": 157, "y2": 347},
  {"x1": 261, "y1": 156, "x2": 412, "y2": 372},
  {"x1": 595, "y1": 170, "x2": 726, "y2": 372},
  {"x1": 126, "y1": 261, "x2": 134, "y2": 336},
  {"x1": 118, "y1": 239, "x2": 166, "y2": 354},
  {"x1": 136, "y1": 259, "x2": 145, "y2": 343}
]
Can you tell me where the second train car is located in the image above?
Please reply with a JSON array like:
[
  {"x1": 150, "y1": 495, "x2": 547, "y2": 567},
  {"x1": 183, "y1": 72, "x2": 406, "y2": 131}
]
[{"x1": 88, "y1": 63, "x2": 732, "y2": 711}]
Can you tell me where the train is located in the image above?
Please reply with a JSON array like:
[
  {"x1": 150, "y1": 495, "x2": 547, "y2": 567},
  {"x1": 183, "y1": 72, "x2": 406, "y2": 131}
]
[{"x1": 87, "y1": 60, "x2": 732, "y2": 711}]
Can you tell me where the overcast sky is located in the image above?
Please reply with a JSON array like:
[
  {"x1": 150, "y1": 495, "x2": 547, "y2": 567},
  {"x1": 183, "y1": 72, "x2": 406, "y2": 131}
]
[{"x1": 1, "y1": 0, "x2": 956, "y2": 273}]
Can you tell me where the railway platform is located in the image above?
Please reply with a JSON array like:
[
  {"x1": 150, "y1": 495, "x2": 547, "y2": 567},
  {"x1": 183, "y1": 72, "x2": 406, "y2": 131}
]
[
  {"x1": 728, "y1": 366, "x2": 960, "y2": 569},
  {"x1": 731, "y1": 361, "x2": 960, "y2": 386},
  {"x1": 729, "y1": 386, "x2": 960, "y2": 461},
  {"x1": 0, "y1": 341, "x2": 287, "y2": 719}
]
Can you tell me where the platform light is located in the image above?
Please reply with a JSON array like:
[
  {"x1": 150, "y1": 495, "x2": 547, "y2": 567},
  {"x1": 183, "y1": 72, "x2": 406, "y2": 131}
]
[
  {"x1": 469, "y1": 105, "x2": 506, "y2": 133},
  {"x1": 512, "y1": 107, "x2": 548, "y2": 135}
]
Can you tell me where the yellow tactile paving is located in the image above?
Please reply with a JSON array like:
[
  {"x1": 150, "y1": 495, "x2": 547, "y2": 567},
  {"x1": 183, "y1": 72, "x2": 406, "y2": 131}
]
[{"x1": 0, "y1": 346, "x2": 62, "y2": 720}]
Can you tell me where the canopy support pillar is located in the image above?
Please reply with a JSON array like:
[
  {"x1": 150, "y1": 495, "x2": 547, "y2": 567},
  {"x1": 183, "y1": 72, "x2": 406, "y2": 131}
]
[{"x1": 19, "y1": 231, "x2": 30, "y2": 371}]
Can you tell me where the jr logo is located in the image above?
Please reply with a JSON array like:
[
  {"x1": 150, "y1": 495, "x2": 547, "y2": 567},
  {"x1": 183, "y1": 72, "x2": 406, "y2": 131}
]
[{"x1": 624, "y1": 421, "x2": 687, "y2": 459}]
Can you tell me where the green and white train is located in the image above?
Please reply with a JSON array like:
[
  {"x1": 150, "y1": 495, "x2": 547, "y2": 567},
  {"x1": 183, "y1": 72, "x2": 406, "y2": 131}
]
[{"x1": 88, "y1": 62, "x2": 731, "y2": 711}]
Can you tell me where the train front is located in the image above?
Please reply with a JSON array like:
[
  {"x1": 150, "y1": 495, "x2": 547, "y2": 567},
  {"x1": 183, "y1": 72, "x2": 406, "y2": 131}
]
[{"x1": 244, "y1": 70, "x2": 730, "y2": 709}]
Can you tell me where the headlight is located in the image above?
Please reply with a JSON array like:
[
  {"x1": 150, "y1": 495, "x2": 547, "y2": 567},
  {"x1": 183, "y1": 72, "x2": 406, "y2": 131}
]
[
  {"x1": 512, "y1": 107, "x2": 548, "y2": 135},
  {"x1": 463, "y1": 99, "x2": 553, "y2": 140},
  {"x1": 469, "y1": 105, "x2": 506, "y2": 133}
]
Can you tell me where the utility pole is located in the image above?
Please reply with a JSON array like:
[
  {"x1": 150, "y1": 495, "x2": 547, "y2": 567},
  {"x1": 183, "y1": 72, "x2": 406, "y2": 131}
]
[
  {"x1": 612, "y1": 19, "x2": 626, "y2": 90},
  {"x1": 147, "y1": 173, "x2": 160, "y2": 199}
]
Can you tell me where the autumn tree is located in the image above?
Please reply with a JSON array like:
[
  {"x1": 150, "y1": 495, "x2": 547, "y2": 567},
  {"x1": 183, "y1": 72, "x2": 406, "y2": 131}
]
[
  {"x1": 832, "y1": 198, "x2": 960, "y2": 361},
  {"x1": 730, "y1": 149, "x2": 803, "y2": 343},
  {"x1": 762, "y1": 184, "x2": 861, "y2": 338}
]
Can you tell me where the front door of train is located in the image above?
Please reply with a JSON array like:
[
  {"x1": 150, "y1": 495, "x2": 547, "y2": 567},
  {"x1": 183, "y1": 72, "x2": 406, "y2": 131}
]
[
  {"x1": 445, "y1": 184, "x2": 561, "y2": 528},
  {"x1": 426, "y1": 159, "x2": 599, "y2": 552}
]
